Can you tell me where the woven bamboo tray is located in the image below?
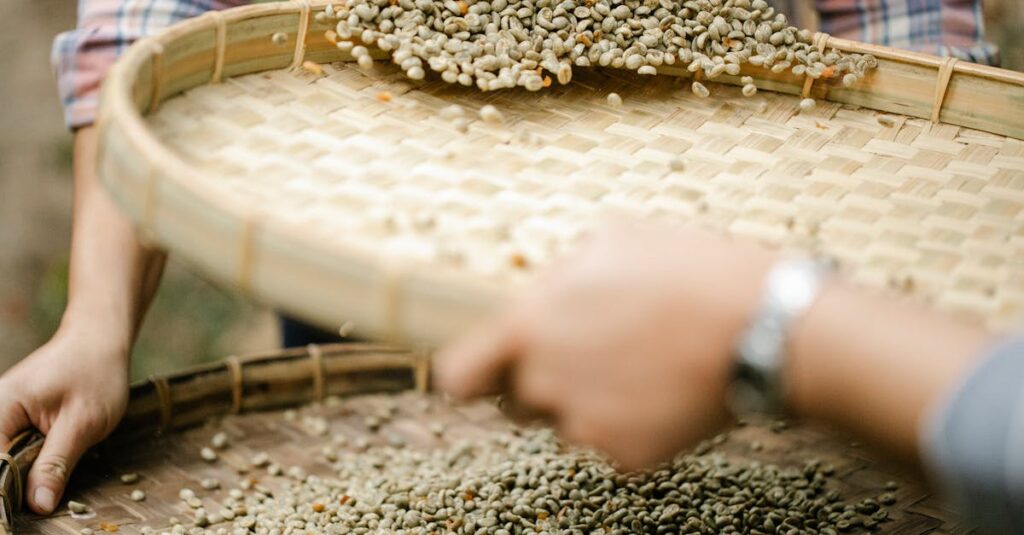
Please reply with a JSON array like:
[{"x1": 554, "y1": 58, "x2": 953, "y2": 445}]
[
  {"x1": 95, "y1": 0, "x2": 1024, "y2": 343},
  {"x1": 1, "y1": 343, "x2": 973, "y2": 534}
]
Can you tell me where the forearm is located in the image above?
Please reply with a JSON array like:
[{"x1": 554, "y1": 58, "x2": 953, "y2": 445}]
[
  {"x1": 60, "y1": 126, "x2": 166, "y2": 357},
  {"x1": 784, "y1": 281, "x2": 992, "y2": 460}
]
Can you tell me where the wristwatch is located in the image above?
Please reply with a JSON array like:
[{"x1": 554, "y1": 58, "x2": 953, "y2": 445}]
[{"x1": 727, "y1": 257, "x2": 830, "y2": 415}]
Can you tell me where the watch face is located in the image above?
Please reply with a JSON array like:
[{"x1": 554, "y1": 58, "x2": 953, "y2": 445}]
[
  {"x1": 730, "y1": 258, "x2": 825, "y2": 417},
  {"x1": 770, "y1": 263, "x2": 820, "y2": 313},
  {"x1": 741, "y1": 326, "x2": 784, "y2": 370}
]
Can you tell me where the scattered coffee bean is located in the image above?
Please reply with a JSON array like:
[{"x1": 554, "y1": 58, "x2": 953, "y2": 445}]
[
  {"x1": 200, "y1": 447, "x2": 218, "y2": 462},
  {"x1": 251, "y1": 452, "x2": 270, "y2": 467},
  {"x1": 692, "y1": 81, "x2": 710, "y2": 98},
  {"x1": 479, "y1": 105, "x2": 504, "y2": 124},
  {"x1": 211, "y1": 432, "x2": 229, "y2": 450}
]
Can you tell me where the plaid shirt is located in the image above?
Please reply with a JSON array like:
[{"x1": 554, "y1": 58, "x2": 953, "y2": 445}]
[
  {"x1": 53, "y1": 0, "x2": 246, "y2": 129},
  {"x1": 52, "y1": 0, "x2": 999, "y2": 129},
  {"x1": 776, "y1": 0, "x2": 999, "y2": 65}
]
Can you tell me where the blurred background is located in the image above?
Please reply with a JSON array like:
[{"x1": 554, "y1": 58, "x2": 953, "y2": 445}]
[
  {"x1": 0, "y1": 0, "x2": 1021, "y2": 379},
  {"x1": 0, "y1": 2, "x2": 278, "y2": 380}
]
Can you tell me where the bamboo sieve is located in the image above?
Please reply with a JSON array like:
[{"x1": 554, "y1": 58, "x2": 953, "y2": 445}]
[
  {"x1": 96, "y1": 0, "x2": 1024, "y2": 343},
  {"x1": 1, "y1": 343, "x2": 970, "y2": 534}
]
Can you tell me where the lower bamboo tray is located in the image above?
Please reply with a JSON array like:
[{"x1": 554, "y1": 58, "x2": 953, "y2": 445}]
[{"x1": 2, "y1": 344, "x2": 971, "y2": 534}]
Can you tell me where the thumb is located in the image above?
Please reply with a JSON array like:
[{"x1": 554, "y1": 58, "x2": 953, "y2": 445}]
[
  {"x1": 26, "y1": 416, "x2": 91, "y2": 515},
  {"x1": 434, "y1": 315, "x2": 524, "y2": 400}
]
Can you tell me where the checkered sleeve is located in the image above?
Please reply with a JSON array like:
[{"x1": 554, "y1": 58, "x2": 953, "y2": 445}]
[
  {"x1": 814, "y1": 0, "x2": 1000, "y2": 66},
  {"x1": 52, "y1": 0, "x2": 248, "y2": 130}
]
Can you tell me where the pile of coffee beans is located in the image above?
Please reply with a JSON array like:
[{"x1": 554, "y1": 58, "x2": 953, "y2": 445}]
[
  {"x1": 170, "y1": 427, "x2": 890, "y2": 534},
  {"x1": 317, "y1": 0, "x2": 877, "y2": 93}
]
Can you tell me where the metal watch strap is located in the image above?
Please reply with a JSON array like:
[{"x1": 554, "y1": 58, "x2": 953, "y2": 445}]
[{"x1": 728, "y1": 257, "x2": 830, "y2": 415}]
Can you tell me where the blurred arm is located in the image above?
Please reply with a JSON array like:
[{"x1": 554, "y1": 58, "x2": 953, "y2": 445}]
[
  {"x1": 435, "y1": 227, "x2": 1008, "y2": 471},
  {"x1": 785, "y1": 281, "x2": 992, "y2": 460},
  {"x1": 786, "y1": 279, "x2": 1024, "y2": 530}
]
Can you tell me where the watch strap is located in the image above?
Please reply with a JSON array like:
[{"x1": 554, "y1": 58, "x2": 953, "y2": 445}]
[{"x1": 728, "y1": 257, "x2": 830, "y2": 415}]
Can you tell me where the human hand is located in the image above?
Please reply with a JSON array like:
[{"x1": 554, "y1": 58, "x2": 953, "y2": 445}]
[
  {"x1": 0, "y1": 324, "x2": 130, "y2": 514},
  {"x1": 435, "y1": 226, "x2": 776, "y2": 470}
]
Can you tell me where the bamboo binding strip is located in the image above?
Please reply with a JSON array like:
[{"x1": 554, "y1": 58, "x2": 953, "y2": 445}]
[{"x1": 97, "y1": 0, "x2": 1024, "y2": 346}]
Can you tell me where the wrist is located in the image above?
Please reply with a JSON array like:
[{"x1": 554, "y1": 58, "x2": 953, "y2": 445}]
[
  {"x1": 782, "y1": 280, "x2": 844, "y2": 421},
  {"x1": 727, "y1": 256, "x2": 831, "y2": 416},
  {"x1": 784, "y1": 282, "x2": 991, "y2": 457},
  {"x1": 55, "y1": 307, "x2": 134, "y2": 365},
  {"x1": 709, "y1": 249, "x2": 780, "y2": 355}
]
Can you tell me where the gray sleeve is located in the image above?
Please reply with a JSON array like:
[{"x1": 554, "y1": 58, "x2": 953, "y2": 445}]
[{"x1": 921, "y1": 336, "x2": 1024, "y2": 534}]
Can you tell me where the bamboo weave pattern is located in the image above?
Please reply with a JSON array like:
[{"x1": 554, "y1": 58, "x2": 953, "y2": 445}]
[{"x1": 148, "y1": 61, "x2": 1024, "y2": 330}]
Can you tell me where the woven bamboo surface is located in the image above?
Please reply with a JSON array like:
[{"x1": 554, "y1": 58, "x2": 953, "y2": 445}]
[
  {"x1": 10, "y1": 351, "x2": 968, "y2": 534},
  {"x1": 96, "y1": 0, "x2": 1024, "y2": 343},
  {"x1": 149, "y1": 61, "x2": 1024, "y2": 332}
]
